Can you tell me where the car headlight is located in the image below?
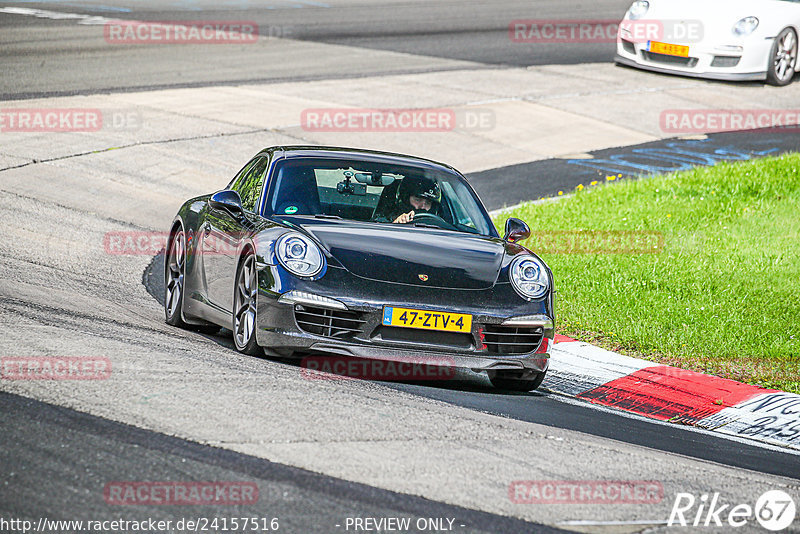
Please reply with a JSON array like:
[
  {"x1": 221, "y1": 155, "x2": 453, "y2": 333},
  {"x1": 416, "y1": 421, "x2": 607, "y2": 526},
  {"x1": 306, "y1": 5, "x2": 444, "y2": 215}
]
[
  {"x1": 276, "y1": 233, "x2": 324, "y2": 278},
  {"x1": 733, "y1": 16, "x2": 759, "y2": 36},
  {"x1": 627, "y1": 0, "x2": 649, "y2": 20},
  {"x1": 509, "y1": 255, "x2": 549, "y2": 300}
]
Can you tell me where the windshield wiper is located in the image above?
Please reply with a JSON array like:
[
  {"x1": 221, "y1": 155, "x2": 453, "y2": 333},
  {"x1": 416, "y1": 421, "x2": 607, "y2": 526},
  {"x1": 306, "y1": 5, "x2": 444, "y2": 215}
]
[
  {"x1": 413, "y1": 222, "x2": 440, "y2": 229},
  {"x1": 314, "y1": 214, "x2": 342, "y2": 220}
]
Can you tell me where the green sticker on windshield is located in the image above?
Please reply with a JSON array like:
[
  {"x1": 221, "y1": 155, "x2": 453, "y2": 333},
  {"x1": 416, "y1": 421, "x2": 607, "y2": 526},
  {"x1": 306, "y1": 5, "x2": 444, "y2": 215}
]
[{"x1": 284, "y1": 206, "x2": 298, "y2": 214}]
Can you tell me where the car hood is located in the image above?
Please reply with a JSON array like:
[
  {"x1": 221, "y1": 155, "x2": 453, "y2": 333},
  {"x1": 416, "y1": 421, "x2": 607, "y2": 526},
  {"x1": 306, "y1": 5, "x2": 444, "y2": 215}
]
[
  {"x1": 298, "y1": 219, "x2": 505, "y2": 289},
  {"x1": 644, "y1": 0, "x2": 792, "y2": 38}
]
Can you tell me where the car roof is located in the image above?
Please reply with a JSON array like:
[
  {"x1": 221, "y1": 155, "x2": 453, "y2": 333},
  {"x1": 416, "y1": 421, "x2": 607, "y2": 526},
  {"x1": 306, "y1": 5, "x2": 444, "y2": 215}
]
[{"x1": 262, "y1": 145, "x2": 461, "y2": 175}]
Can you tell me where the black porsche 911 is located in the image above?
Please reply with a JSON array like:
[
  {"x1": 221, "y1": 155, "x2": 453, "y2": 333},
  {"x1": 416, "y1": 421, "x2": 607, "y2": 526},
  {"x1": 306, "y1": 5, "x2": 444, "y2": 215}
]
[{"x1": 165, "y1": 146, "x2": 554, "y2": 391}]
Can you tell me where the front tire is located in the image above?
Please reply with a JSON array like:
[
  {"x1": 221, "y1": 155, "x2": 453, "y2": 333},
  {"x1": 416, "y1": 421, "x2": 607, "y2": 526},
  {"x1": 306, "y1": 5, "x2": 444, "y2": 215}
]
[
  {"x1": 165, "y1": 228, "x2": 188, "y2": 327},
  {"x1": 233, "y1": 251, "x2": 262, "y2": 356},
  {"x1": 767, "y1": 27, "x2": 798, "y2": 86},
  {"x1": 488, "y1": 370, "x2": 546, "y2": 392}
]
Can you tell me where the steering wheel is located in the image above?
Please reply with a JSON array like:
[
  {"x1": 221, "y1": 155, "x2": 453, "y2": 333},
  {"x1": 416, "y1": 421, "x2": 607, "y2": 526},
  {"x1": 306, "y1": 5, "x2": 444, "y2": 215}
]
[{"x1": 411, "y1": 212, "x2": 457, "y2": 230}]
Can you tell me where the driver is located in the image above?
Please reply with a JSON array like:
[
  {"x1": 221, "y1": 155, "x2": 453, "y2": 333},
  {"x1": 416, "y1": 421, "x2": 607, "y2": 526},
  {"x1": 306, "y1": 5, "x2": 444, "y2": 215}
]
[{"x1": 391, "y1": 175, "x2": 441, "y2": 224}]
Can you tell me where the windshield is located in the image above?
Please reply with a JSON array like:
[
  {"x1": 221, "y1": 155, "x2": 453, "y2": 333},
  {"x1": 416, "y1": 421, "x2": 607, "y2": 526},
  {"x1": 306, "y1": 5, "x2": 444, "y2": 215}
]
[{"x1": 264, "y1": 157, "x2": 497, "y2": 237}]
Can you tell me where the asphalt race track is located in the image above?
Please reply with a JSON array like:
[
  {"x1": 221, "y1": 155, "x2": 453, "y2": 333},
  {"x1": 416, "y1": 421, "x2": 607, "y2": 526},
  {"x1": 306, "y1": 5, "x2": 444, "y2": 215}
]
[
  {"x1": 0, "y1": 0, "x2": 633, "y2": 99},
  {"x1": 133, "y1": 247, "x2": 799, "y2": 482},
  {"x1": 0, "y1": 393, "x2": 566, "y2": 534},
  {"x1": 2, "y1": 1, "x2": 800, "y2": 532}
]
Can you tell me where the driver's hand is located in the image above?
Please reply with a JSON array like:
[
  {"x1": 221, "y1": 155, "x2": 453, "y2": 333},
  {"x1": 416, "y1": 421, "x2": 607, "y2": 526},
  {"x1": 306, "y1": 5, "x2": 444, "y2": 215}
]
[{"x1": 393, "y1": 211, "x2": 415, "y2": 224}]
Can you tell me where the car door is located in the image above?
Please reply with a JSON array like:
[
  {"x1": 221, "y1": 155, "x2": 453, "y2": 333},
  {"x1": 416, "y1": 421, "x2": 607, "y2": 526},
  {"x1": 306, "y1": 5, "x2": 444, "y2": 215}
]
[{"x1": 203, "y1": 155, "x2": 269, "y2": 314}]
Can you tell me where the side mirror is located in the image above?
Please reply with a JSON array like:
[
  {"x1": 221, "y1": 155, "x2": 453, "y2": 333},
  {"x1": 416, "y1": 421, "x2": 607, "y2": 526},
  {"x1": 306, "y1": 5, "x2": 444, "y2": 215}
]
[
  {"x1": 209, "y1": 190, "x2": 244, "y2": 216},
  {"x1": 504, "y1": 218, "x2": 530, "y2": 243}
]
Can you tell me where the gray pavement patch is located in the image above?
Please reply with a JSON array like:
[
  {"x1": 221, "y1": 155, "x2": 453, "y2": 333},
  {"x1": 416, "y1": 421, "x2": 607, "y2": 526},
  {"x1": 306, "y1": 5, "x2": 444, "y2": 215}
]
[
  {"x1": 0, "y1": 391, "x2": 567, "y2": 534},
  {"x1": 143, "y1": 249, "x2": 166, "y2": 306},
  {"x1": 0, "y1": 65, "x2": 497, "y2": 103},
  {"x1": 469, "y1": 129, "x2": 800, "y2": 210}
]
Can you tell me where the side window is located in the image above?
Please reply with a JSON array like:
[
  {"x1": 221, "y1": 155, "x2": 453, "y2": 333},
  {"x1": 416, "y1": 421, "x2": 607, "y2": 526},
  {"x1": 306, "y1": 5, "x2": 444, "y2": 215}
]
[
  {"x1": 230, "y1": 156, "x2": 268, "y2": 212},
  {"x1": 227, "y1": 158, "x2": 256, "y2": 190}
]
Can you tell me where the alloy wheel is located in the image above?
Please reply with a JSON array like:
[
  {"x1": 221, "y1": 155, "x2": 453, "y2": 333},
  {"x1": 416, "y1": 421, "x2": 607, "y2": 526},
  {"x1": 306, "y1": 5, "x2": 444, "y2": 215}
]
[
  {"x1": 234, "y1": 254, "x2": 257, "y2": 349},
  {"x1": 165, "y1": 230, "x2": 186, "y2": 322},
  {"x1": 772, "y1": 29, "x2": 798, "y2": 85}
]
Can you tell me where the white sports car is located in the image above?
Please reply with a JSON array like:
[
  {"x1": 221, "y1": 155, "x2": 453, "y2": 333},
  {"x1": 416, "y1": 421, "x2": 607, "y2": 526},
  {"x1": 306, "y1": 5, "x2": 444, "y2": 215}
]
[{"x1": 615, "y1": 0, "x2": 800, "y2": 85}]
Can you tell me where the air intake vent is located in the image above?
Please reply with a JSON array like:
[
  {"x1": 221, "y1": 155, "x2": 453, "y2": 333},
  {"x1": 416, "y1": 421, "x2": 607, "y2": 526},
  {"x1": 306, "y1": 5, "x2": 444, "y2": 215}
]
[
  {"x1": 711, "y1": 56, "x2": 741, "y2": 68},
  {"x1": 483, "y1": 325, "x2": 543, "y2": 355},
  {"x1": 621, "y1": 39, "x2": 635, "y2": 55},
  {"x1": 641, "y1": 51, "x2": 698, "y2": 67},
  {"x1": 294, "y1": 305, "x2": 366, "y2": 339}
]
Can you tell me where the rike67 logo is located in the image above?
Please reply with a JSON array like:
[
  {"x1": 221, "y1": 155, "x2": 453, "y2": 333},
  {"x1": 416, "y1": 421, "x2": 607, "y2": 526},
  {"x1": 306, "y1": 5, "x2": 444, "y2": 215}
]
[{"x1": 669, "y1": 490, "x2": 796, "y2": 531}]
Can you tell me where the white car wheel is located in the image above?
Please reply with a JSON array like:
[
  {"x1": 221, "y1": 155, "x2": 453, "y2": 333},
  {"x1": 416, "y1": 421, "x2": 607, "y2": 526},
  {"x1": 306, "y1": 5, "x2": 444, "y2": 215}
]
[{"x1": 767, "y1": 27, "x2": 798, "y2": 86}]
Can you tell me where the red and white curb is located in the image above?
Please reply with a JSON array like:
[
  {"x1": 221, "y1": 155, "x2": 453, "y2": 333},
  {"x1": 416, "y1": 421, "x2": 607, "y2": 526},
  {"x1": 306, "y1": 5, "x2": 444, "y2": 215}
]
[{"x1": 548, "y1": 336, "x2": 800, "y2": 452}]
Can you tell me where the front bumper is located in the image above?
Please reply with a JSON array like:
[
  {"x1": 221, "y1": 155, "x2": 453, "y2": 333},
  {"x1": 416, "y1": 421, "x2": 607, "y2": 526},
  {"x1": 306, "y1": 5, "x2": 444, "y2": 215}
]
[
  {"x1": 615, "y1": 36, "x2": 770, "y2": 81},
  {"x1": 254, "y1": 265, "x2": 553, "y2": 374},
  {"x1": 305, "y1": 342, "x2": 550, "y2": 374}
]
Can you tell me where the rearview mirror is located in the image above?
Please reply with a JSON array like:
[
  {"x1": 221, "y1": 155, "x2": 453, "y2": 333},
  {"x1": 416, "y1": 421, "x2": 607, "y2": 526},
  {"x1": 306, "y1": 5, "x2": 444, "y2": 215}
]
[
  {"x1": 209, "y1": 190, "x2": 244, "y2": 216},
  {"x1": 354, "y1": 172, "x2": 396, "y2": 186},
  {"x1": 504, "y1": 218, "x2": 530, "y2": 243}
]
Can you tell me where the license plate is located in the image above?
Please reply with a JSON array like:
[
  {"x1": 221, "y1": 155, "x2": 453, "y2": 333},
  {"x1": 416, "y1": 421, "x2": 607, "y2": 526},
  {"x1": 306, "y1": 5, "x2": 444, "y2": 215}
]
[
  {"x1": 382, "y1": 307, "x2": 472, "y2": 333},
  {"x1": 649, "y1": 41, "x2": 689, "y2": 57}
]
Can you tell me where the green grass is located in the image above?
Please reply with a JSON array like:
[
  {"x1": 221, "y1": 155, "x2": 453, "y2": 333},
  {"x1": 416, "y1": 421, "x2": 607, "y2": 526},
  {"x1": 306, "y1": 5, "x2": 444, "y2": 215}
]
[{"x1": 495, "y1": 153, "x2": 800, "y2": 393}]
